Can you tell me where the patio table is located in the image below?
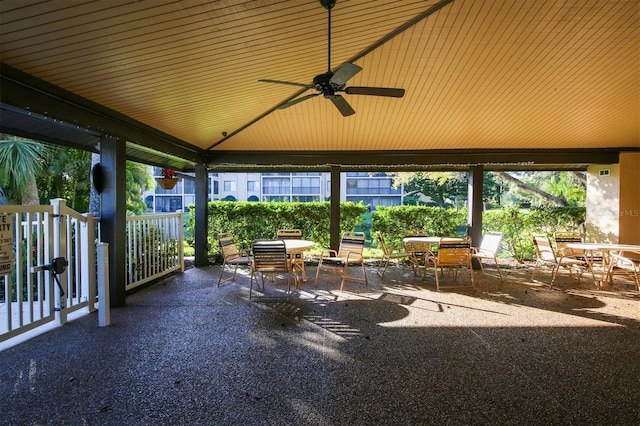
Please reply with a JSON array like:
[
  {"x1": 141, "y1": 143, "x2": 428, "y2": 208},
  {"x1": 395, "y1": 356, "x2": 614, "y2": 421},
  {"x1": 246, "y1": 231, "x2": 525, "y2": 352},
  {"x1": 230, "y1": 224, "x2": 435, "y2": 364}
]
[
  {"x1": 566, "y1": 242, "x2": 640, "y2": 288},
  {"x1": 402, "y1": 236, "x2": 442, "y2": 245},
  {"x1": 402, "y1": 237, "x2": 442, "y2": 278},
  {"x1": 283, "y1": 239, "x2": 315, "y2": 282}
]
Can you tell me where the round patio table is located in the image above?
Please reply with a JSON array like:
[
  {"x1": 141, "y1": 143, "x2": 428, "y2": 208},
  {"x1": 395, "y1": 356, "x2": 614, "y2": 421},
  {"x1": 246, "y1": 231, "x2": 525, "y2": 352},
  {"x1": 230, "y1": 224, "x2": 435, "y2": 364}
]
[
  {"x1": 566, "y1": 242, "x2": 640, "y2": 288},
  {"x1": 402, "y1": 236, "x2": 442, "y2": 244},
  {"x1": 282, "y1": 239, "x2": 315, "y2": 281}
]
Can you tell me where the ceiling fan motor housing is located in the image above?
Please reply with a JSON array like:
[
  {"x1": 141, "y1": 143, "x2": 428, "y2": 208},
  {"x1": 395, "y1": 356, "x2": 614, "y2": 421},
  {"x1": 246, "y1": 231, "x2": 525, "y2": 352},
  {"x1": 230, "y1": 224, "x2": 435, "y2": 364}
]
[
  {"x1": 320, "y1": 0, "x2": 336, "y2": 10},
  {"x1": 313, "y1": 72, "x2": 341, "y2": 97}
]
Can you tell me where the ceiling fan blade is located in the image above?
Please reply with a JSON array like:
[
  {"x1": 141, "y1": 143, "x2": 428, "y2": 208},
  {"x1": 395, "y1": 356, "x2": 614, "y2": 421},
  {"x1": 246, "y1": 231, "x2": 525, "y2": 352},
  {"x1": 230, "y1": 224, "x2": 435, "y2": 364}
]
[
  {"x1": 259, "y1": 79, "x2": 311, "y2": 88},
  {"x1": 345, "y1": 86, "x2": 406, "y2": 97},
  {"x1": 330, "y1": 63, "x2": 362, "y2": 87},
  {"x1": 330, "y1": 95, "x2": 355, "y2": 117},
  {"x1": 277, "y1": 93, "x2": 320, "y2": 109}
]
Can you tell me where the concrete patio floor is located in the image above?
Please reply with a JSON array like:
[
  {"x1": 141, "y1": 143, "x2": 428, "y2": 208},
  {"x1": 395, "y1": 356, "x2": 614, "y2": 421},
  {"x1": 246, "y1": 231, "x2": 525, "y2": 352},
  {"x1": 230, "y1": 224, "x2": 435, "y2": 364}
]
[{"x1": 1, "y1": 261, "x2": 639, "y2": 425}]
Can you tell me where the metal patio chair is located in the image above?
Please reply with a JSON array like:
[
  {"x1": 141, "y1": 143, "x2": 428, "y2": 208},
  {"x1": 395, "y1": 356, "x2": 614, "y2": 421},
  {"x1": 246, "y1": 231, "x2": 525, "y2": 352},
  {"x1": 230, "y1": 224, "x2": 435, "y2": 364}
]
[
  {"x1": 531, "y1": 233, "x2": 587, "y2": 287},
  {"x1": 315, "y1": 231, "x2": 368, "y2": 291},
  {"x1": 277, "y1": 229, "x2": 306, "y2": 281},
  {"x1": 471, "y1": 231, "x2": 504, "y2": 283},
  {"x1": 217, "y1": 232, "x2": 251, "y2": 286},
  {"x1": 430, "y1": 237, "x2": 474, "y2": 290},
  {"x1": 375, "y1": 231, "x2": 413, "y2": 279},
  {"x1": 250, "y1": 239, "x2": 295, "y2": 300}
]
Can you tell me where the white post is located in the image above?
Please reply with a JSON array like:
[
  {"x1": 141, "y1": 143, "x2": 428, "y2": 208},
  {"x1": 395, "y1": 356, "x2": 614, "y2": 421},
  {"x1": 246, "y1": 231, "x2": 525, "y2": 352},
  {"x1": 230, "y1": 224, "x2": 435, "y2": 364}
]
[
  {"x1": 50, "y1": 198, "x2": 67, "y2": 325},
  {"x1": 97, "y1": 242, "x2": 110, "y2": 326},
  {"x1": 177, "y1": 210, "x2": 184, "y2": 272},
  {"x1": 83, "y1": 213, "x2": 97, "y2": 312}
]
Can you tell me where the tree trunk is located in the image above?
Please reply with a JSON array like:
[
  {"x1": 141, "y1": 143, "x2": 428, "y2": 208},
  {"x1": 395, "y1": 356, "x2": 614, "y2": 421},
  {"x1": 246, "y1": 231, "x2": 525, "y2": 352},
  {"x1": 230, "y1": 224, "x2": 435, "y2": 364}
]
[
  {"x1": 495, "y1": 171, "x2": 568, "y2": 206},
  {"x1": 23, "y1": 174, "x2": 40, "y2": 205}
]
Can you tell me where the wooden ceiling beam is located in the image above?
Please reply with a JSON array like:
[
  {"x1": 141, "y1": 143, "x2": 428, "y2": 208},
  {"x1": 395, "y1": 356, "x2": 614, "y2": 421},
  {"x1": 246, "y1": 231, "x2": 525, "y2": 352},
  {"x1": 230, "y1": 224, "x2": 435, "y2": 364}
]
[{"x1": 206, "y1": 149, "x2": 626, "y2": 172}]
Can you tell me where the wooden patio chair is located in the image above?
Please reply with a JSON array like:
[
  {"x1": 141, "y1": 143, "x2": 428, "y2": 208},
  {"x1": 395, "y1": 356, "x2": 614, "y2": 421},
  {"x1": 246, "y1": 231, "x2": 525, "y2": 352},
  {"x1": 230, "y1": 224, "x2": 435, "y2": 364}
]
[
  {"x1": 471, "y1": 231, "x2": 504, "y2": 283},
  {"x1": 374, "y1": 231, "x2": 413, "y2": 279},
  {"x1": 607, "y1": 251, "x2": 640, "y2": 291},
  {"x1": 217, "y1": 232, "x2": 251, "y2": 286},
  {"x1": 277, "y1": 229, "x2": 306, "y2": 281},
  {"x1": 315, "y1": 231, "x2": 368, "y2": 291},
  {"x1": 250, "y1": 239, "x2": 295, "y2": 300},
  {"x1": 430, "y1": 237, "x2": 474, "y2": 290},
  {"x1": 531, "y1": 233, "x2": 587, "y2": 286}
]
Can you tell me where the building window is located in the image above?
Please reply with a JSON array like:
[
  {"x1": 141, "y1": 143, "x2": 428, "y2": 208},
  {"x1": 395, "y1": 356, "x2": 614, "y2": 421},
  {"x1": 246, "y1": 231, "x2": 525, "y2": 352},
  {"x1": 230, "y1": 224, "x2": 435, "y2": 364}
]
[
  {"x1": 292, "y1": 176, "x2": 320, "y2": 194},
  {"x1": 223, "y1": 180, "x2": 237, "y2": 191},
  {"x1": 263, "y1": 195, "x2": 290, "y2": 202},
  {"x1": 346, "y1": 177, "x2": 400, "y2": 195},
  {"x1": 155, "y1": 196, "x2": 183, "y2": 212},
  {"x1": 292, "y1": 195, "x2": 320, "y2": 202},
  {"x1": 183, "y1": 178, "x2": 195, "y2": 194},
  {"x1": 263, "y1": 177, "x2": 290, "y2": 194},
  {"x1": 247, "y1": 180, "x2": 259, "y2": 191}
]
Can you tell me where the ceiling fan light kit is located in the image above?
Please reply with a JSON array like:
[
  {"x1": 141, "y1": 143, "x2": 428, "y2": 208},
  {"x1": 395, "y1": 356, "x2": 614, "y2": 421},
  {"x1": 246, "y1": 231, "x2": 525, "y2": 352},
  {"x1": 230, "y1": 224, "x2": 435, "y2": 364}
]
[{"x1": 258, "y1": 0, "x2": 405, "y2": 117}]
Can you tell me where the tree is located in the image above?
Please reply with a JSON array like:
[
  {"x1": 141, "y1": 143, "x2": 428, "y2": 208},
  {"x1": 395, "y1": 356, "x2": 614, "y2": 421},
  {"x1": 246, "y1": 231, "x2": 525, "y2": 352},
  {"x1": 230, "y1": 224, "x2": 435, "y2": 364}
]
[
  {"x1": 495, "y1": 171, "x2": 585, "y2": 207},
  {"x1": 126, "y1": 162, "x2": 155, "y2": 215},
  {"x1": 1, "y1": 134, "x2": 155, "y2": 213},
  {"x1": 38, "y1": 146, "x2": 92, "y2": 211},
  {"x1": 0, "y1": 134, "x2": 51, "y2": 205},
  {"x1": 393, "y1": 171, "x2": 468, "y2": 207},
  {"x1": 391, "y1": 170, "x2": 585, "y2": 208}
]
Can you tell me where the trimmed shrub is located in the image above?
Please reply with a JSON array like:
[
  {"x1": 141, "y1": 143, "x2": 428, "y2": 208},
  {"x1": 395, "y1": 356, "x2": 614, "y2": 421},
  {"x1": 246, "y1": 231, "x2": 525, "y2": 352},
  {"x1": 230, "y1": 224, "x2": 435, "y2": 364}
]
[{"x1": 186, "y1": 201, "x2": 368, "y2": 260}]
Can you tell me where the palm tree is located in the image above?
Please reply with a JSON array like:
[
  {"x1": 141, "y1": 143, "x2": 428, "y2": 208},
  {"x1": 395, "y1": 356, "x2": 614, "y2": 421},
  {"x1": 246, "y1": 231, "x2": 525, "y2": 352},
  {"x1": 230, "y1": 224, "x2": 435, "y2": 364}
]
[{"x1": 0, "y1": 134, "x2": 51, "y2": 205}]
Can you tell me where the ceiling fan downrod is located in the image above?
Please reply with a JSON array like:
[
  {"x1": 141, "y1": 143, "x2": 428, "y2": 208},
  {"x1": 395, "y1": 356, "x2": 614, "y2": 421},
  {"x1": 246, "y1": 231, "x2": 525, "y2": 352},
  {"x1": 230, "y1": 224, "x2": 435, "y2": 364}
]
[{"x1": 320, "y1": 0, "x2": 336, "y2": 73}]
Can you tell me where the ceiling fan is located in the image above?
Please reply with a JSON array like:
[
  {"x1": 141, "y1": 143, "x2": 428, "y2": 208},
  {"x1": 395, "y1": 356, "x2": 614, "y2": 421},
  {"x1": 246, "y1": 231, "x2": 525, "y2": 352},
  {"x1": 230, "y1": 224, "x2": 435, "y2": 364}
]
[{"x1": 258, "y1": 0, "x2": 406, "y2": 117}]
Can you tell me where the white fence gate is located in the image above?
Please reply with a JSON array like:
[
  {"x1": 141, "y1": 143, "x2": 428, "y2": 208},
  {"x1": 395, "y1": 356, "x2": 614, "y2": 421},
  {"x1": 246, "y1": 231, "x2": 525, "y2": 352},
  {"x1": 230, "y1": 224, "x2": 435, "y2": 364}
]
[
  {"x1": 1, "y1": 199, "x2": 96, "y2": 343},
  {"x1": 1, "y1": 200, "x2": 184, "y2": 344}
]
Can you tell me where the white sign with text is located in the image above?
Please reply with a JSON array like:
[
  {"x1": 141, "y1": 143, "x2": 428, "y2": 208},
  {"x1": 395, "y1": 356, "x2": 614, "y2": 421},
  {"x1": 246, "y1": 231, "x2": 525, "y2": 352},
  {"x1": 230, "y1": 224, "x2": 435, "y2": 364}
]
[{"x1": 0, "y1": 214, "x2": 13, "y2": 275}]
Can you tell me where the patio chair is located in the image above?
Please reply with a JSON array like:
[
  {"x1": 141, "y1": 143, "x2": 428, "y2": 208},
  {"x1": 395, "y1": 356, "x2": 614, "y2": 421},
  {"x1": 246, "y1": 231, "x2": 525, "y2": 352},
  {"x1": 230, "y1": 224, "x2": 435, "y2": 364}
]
[
  {"x1": 315, "y1": 232, "x2": 368, "y2": 291},
  {"x1": 531, "y1": 233, "x2": 587, "y2": 287},
  {"x1": 217, "y1": 232, "x2": 252, "y2": 286},
  {"x1": 250, "y1": 239, "x2": 295, "y2": 300},
  {"x1": 277, "y1": 229, "x2": 306, "y2": 281},
  {"x1": 403, "y1": 241, "x2": 436, "y2": 280},
  {"x1": 607, "y1": 251, "x2": 640, "y2": 291},
  {"x1": 554, "y1": 231, "x2": 603, "y2": 266},
  {"x1": 405, "y1": 230, "x2": 429, "y2": 237},
  {"x1": 374, "y1": 231, "x2": 413, "y2": 279},
  {"x1": 276, "y1": 229, "x2": 303, "y2": 239},
  {"x1": 430, "y1": 237, "x2": 474, "y2": 290},
  {"x1": 471, "y1": 231, "x2": 504, "y2": 283}
]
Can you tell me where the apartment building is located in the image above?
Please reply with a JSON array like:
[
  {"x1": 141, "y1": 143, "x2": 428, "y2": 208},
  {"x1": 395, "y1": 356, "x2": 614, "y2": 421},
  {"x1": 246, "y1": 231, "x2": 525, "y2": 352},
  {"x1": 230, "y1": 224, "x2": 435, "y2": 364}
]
[{"x1": 146, "y1": 169, "x2": 403, "y2": 213}]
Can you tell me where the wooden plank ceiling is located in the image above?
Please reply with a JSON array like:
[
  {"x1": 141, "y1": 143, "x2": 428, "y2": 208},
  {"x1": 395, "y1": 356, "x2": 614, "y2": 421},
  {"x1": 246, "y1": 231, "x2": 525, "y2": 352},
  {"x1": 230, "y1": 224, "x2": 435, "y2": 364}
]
[{"x1": 0, "y1": 0, "x2": 638, "y2": 167}]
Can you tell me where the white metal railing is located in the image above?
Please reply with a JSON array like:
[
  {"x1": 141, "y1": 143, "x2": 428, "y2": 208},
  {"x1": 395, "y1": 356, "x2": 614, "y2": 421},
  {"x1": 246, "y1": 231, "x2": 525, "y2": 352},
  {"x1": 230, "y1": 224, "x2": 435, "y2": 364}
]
[
  {"x1": 126, "y1": 212, "x2": 184, "y2": 290},
  {"x1": 1, "y1": 199, "x2": 96, "y2": 342}
]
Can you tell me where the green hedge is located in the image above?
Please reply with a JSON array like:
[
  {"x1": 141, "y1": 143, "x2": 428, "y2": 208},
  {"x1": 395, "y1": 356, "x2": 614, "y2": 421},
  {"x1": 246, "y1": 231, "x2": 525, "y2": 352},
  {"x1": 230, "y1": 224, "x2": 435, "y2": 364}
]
[
  {"x1": 370, "y1": 205, "x2": 585, "y2": 262},
  {"x1": 483, "y1": 206, "x2": 585, "y2": 261},
  {"x1": 370, "y1": 205, "x2": 467, "y2": 249},
  {"x1": 187, "y1": 201, "x2": 368, "y2": 260},
  {"x1": 187, "y1": 202, "x2": 585, "y2": 263}
]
